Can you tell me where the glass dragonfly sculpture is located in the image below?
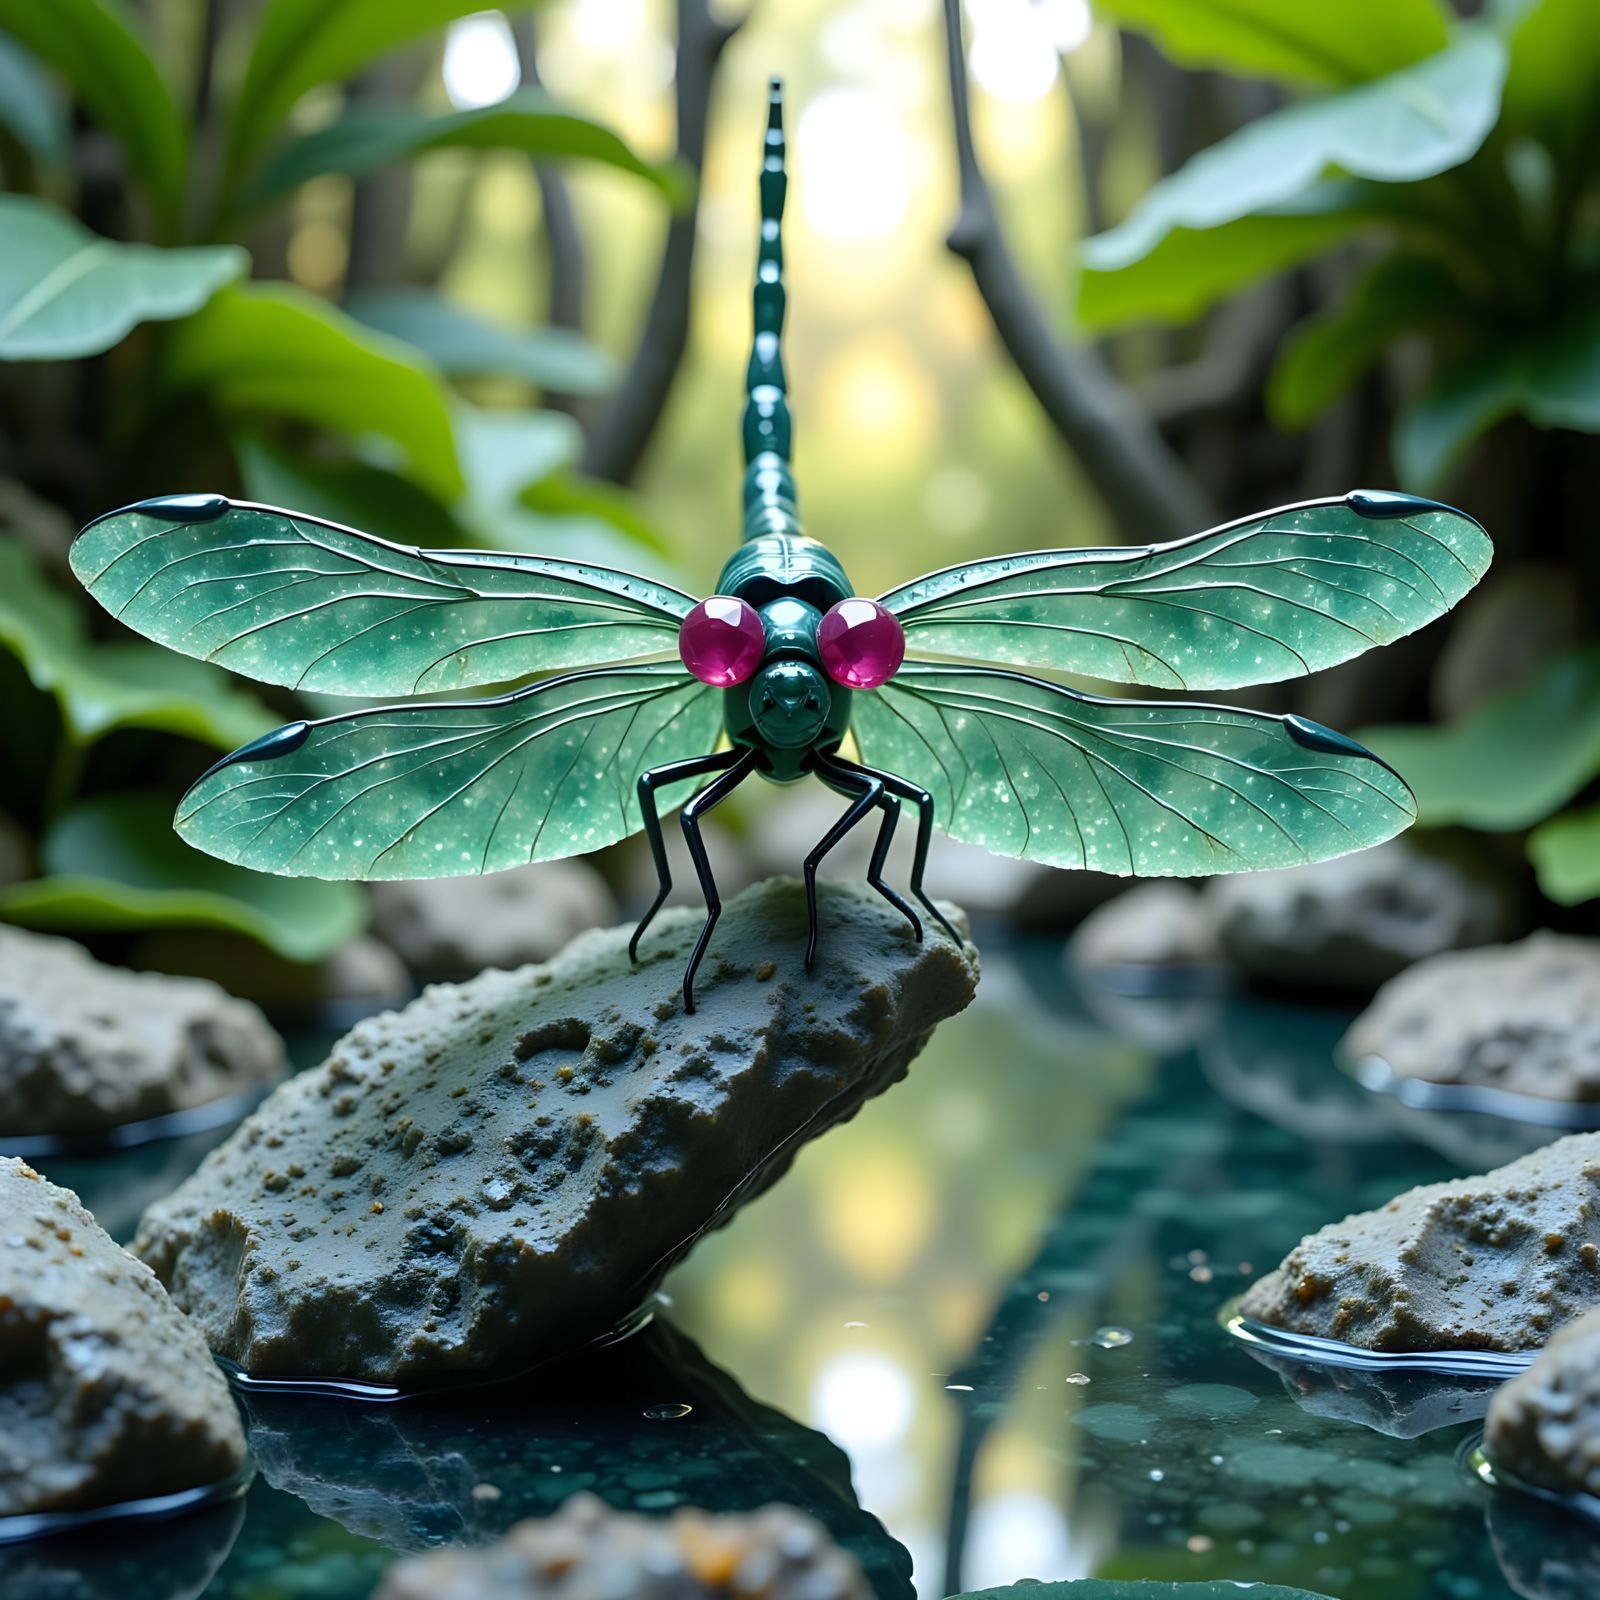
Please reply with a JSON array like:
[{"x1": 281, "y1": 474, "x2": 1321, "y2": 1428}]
[{"x1": 73, "y1": 79, "x2": 1491, "y2": 1012}]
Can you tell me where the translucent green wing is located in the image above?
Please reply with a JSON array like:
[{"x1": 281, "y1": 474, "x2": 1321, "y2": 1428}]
[
  {"x1": 71, "y1": 494, "x2": 694, "y2": 695},
  {"x1": 878, "y1": 491, "x2": 1490, "y2": 690},
  {"x1": 177, "y1": 664, "x2": 720, "y2": 879},
  {"x1": 851, "y1": 664, "x2": 1414, "y2": 876}
]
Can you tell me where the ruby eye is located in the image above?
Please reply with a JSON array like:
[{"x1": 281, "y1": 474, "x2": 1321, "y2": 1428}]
[
  {"x1": 818, "y1": 598, "x2": 905, "y2": 689},
  {"x1": 678, "y1": 595, "x2": 765, "y2": 686}
]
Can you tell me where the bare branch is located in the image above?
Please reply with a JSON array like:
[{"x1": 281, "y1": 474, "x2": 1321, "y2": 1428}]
[
  {"x1": 940, "y1": 0, "x2": 1214, "y2": 539},
  {"x1": 582, "y1": 0, "x2": 741, "y2": 485}
]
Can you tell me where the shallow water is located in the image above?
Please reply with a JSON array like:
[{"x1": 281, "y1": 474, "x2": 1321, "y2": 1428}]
[{"x1": 7, "y1": 940, "x2": 1590, "y2": 1600}]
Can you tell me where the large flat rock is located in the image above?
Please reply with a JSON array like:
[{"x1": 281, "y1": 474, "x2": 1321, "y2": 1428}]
[
  {"x1": 0, "y1": 1158, "x2": 246, "y2": 1516},
  {"x1": 135, "y1": 879, "x2": 977, "y2": 1385},
  {"x1": 1238, "y1": 1133, "x2": 1600, "y2": 1351}
]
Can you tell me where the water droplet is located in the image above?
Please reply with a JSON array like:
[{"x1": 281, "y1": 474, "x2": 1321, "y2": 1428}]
[
  {"x1": 1065, "y1": 1372, "x2": 1091, "y2": 1386},
  {"x1": 643, "y1": 1402, "x2": 692, "y2": 1420},
  {"x1": 1091, "y1": 1325, "x2": 1134, "y2": 1349}
]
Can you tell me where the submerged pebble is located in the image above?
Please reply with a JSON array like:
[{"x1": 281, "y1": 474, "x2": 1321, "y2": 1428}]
[
  {"x1": 0, "y1": 1158, "x2": 246, "y2": 1517},
  {"x1": 1239, "y1": 1133, "x2": 1600, "y2": 1351},
  {"x1": 372, "y1": 1491, "x2": 872, "y2": 1599},
  {"x1": 135, "y1": 878, "x2": 976, "y2": 1385}
]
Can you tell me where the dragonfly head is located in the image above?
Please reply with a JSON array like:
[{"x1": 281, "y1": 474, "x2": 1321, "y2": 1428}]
[{"x1": 748, "y1": 660, "x2": 832, "y2": 749}]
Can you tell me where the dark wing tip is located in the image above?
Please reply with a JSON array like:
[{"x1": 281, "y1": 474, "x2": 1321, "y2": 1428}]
[
  {"x1": 1345, "y1": 488, "x2": 1479, "y2": 528},
  {"x1": 1283, "y1": 712, "x2": 1409, "y2": 790},
  {"x1": 77, "y1": 492, "x2": 233, "y2": 540},
  {"x1": 193, "y1": 720, "x2": 311, "y2": 785}
]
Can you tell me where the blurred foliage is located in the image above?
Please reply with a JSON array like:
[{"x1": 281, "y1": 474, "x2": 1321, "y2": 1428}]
[{"x1": 0, "y1": 0, "x2": 682, "y2": 959}]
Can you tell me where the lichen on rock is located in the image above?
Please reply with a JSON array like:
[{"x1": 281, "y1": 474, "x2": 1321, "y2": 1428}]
[
  {"x1": 1486, "y1": 1302, "x2": 1600, "y2": 1498},
  {"x1": 135, "y1": 878, "x2": 977, "y2": 1385},
  {"x1": 1345, "y1": 932, "x2": 1600, "y2": 1103},
  {"x1": 0, "y1": 1158, "x2": 246, "y2": 1517},
  {"x1": 1238, "y1": 1133, "x2": 1600, "y2": 1352},
  {"x1": 0, "y1": 925, "x2": 282, "y2": 1139},
  {"x1": 373, "y1": 1492, "x2": 871, "y2": 1599}
]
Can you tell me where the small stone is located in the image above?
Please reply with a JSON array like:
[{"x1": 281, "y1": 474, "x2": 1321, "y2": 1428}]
[
  {"x1": 136, "y1": 879, "x2": 976, "y2": 1384},
  {"x1": 1239, "y1": 1133, "x2": 1600, "y2": 1352},
  {"x1": 0, "y1": 926, "x2": 282, "y2": 1139},
  {"x1": 1069, "y1": 883, "x2": 1221, "y2": 972},
  {"x1": 1204, "y1": 838, "x2": 1513, "y2": 991},
  {"x1": 0, "y1": 1158, "x2": 246, "y2": 1515},
  {"x1": 370, "y1": 860, "x2": 618, "y2": 979},
  {"x1": 373, "y1": 1492, "x2": 871, "y2": 1599},
  {"x1": 1486, "y1": 1303, "x2": 1600, "y2": 1497},
  {"x1": 1345, "y1": 932, "x2": 1600, "y2": 1102}
]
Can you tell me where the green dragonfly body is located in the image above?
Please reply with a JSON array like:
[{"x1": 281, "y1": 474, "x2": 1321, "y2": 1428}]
[{"x1": 72, "y1": 80, "x2": 1492, "y2": 1011}]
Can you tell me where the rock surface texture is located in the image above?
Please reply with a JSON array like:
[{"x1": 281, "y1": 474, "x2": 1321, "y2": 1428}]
[
  {"x1": 1204, "y1": 839, "x2": 1510, "y2": 991},
  {"x1": 0, "y1": 1158, "x2": 246, "y2": 1516},
  {"x1": 1238, "y1": 1134, "x2": 1600, "y2": 1351},
  {"x1": 1346, "y1": 932, "x2": 1600, "y2": 1102},
  {"x1": 1486, "y1": 1302, "x2": 1600, "y2": 1498},
  {"x1": 136, "y1": 879, "x2": 977, "y2": 1384},
  {"x1": 0, "y1": 926, "x2": 282, "y2": 1138},
  {"x1": 373, "y1": 1493, "x2": 871, "y2": 1600},
  {"x1": 370, "y1": 860, "x2": 617, "y2": 979}
]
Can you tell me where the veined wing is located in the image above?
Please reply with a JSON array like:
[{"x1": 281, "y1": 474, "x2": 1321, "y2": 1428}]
[
  {"x1": 72, "y1": 494, "x2": 694, "y2": 695},
  {"x1": 851, "y1": 664, "x2": 1414, "y2": 877},
  {"x1": 176, "y1": 664, "x2": 720, "y2": 880},
  {"x1": 878, "y1": 491, "x2": 1490, "y2": 690}
]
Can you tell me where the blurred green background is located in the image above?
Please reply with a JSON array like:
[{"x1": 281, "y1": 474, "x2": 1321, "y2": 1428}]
[{"x1": 1, "y1": 0, "x2": 1597, "y2": 967}]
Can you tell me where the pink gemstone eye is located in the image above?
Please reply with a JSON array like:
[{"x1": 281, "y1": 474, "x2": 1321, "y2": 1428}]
[
  {"x1": 678, "y1": 595, "x2": 765, "y2": 686},
  {"x1": 818, "y1": 598, "x2": 905, "y2": 690}
]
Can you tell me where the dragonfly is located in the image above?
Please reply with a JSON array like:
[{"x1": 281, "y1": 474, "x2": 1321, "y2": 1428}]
[{"x1": 73, "y1": 79, "x2": 1491, "y2": 1013}]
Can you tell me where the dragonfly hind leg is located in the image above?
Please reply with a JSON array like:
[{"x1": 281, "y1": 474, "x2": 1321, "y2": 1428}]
[
  {"x1": 808, "y1": 750, "x2": 922, "y2": 967},
  {"x1": 829, "y1": 753, "x2": 961, "y2": 944},
  {"x1": 677, "y1": 747, "x2": 759, "y2": 1015}
]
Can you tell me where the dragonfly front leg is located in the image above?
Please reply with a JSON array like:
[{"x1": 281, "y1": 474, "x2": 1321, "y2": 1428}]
[
  {"x1": 813, "y1": 749, "x2": 921, "y2": 947},
  {"x1": 630, "y1": 747, "x2": 745, "y2": 962},
  {"x1": 830, "y1": 754, "x2": 961, "y2": 943},
  {"x1": 679, "y1": 747, "x2": 760, "y2": 1014}
]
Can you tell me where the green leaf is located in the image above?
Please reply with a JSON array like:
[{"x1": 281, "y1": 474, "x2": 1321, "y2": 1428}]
[
  {"x1": 1081, "y1": 33, "x2": 1506, "y2": 319},
  {"x1": 0, "y1": 792, "x2": 366, "y2": 961},
  {"x1": 0, "y1": 196, "x2": 246, "y2": 361},
  {"x1": 222, "y1": 0, "x2": 521, "y2": 188},
  {"x1": 1079, "y1": 195, "x2": 1362, "y2": 331},
  {"x1": 249, "y1": 91, "x2": 690, "y2": 212},
  {"x1": 344, "y1": 289, "x2": 617, "y2": 395},
  {"x1": 1091, "y1": 0, "x2": 1450, "y2": 86},
  {"x1": 160, "y1": 283, "x2": 465, "y2": 501},
  {"x1": 1359, "y1": 646, "x2": 1600, "y2": 830},
  {"x1": 1395, "y1": 296, "x2": 1600, "y2": 487},
  {"x1": 0, "y1": 537, "x2": 275, "y2": 748},
  {"x1": 1529, "y1": 802, "x2": 1600, "y2": 905},
  {"x1": 0, "y1": 37, "x2": 70, "y2": 166},
  {"x1": 519, "y1": 472, "x2": 671, "y2": 557},
  {"x1": 1501, "y1": 0, "x2": 1600, "y2": 152},
  {"x1": 0, "y1": 0, "x2": 188, "y2": 234},
  {"x1": 1268, "y1": 253, "x2": 1469, "y2": 428}
]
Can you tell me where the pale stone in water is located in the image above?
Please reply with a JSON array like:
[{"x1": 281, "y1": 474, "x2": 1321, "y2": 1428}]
[
  {"x1": 136, "y1": 878, "x2": 977, "y2": 1384},
  {"x1": 0, "y1": 925, "x2": 282, "y2": 1138},
  {"x1": 0, "y1": 1158, "x2": 246, "y2": 1516},
  {"x1": 1238, "y1": 1133, "x2": 1600, "y2": 1351},
  {"x1": 1486, "y1": 1302, "x2": 1600, "y2": 1498},
  {"x1": 1346, "y1": 932, "x2": 1600, "y2": 1102}
]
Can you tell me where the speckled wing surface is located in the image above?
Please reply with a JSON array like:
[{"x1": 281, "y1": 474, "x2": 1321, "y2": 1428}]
[
  {"x1": 71, "y1": 495, "x2": 695, "y2": 695},
  {"x1": 851, "y1": 665, "x2": 1415, "y2": 876},
  {"x1": 176, "y1": 665, "x2": 720, "y2": 879},
  {"x1": 877, "y1": 491, "x2": 1491, "y2": 690}
]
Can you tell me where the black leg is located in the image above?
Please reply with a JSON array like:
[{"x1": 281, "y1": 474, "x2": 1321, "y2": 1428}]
[
  {"x1": 831, "y1": 753, "x2": 961, "y2": 943},
  {"x1": 630, "y1": 747, "x2": 742, "y2": 962},
  {"x1": 799, "y1": 758, "x2": 888, "y2": 969},
  {"x1": 814, "y1": 749, "x2": 921, "y2": 943},
  {"x1": 679, "y1": 747, "x2": 759, "y2": 1014}
]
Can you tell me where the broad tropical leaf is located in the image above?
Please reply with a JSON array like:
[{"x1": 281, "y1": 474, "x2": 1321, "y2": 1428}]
[
  {"x1": 71, "y1": 495, "x2": 696, "y2": 696},
  {"x1": 1079, "y1": 33, "x2": 1505, "y2": 310},
  {"x1": 0, "y1": 37, "x2": 70, "y2": 166},
  {"x1": 1529, "y1": 802, "x2": 1600, "y2": 907},
  {"x1": 175, "y1": 665, "x2": 720, "y2": 880},
  {"x1": 851, "y1": 666, "x2": 1415, "y2": 877},
  {"x1": 0, "y1": 0, "x2": 188, "y2": 233},
  {"x1": 879, "y1": 492, "x2": 1490, "y2": 691},
  {"x1": 0, "y1": 197, "x2": 245, "y2": 360},
  {"x1": 249, "y1": 93, "x2": 689, "y2": 211}
]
